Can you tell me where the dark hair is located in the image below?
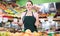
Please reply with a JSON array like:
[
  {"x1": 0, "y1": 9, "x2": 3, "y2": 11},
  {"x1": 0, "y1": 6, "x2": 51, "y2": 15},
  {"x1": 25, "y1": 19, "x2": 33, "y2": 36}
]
[{"x1": 27, "y1": 0, "x2": 33, "y2": 5}]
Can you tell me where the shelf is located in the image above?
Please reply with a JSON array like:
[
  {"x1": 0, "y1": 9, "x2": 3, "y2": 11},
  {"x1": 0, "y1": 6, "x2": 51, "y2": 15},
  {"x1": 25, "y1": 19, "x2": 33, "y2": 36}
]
[{"x1": 39, "y1": 18, "x2": 60, "y2": 21}]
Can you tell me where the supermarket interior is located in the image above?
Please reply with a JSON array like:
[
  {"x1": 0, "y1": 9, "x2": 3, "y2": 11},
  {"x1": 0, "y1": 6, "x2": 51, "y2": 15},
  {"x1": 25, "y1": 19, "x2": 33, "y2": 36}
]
[{"x1": 0, "y1": 0, "x2": 60, "y2": 36}]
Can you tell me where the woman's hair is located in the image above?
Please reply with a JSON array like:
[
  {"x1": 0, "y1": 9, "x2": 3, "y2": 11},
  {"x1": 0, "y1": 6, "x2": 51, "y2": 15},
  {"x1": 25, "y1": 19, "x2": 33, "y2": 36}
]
[{"x1": 27, "y1": 0, "x2": 33, "y2": 5}]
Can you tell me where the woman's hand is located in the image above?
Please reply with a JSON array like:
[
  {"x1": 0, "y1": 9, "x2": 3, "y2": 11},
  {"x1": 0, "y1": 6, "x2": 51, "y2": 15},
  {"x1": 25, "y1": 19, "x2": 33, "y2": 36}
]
[
  {"x1": 35, "y1": 22, "x2": 40, "y2": 28},
  {"x1": 18, "y1": 20, "x2": 23, "y2": 26},
  {"x1": 34, "y1": 12, "x2": 40, "y2": 28}
]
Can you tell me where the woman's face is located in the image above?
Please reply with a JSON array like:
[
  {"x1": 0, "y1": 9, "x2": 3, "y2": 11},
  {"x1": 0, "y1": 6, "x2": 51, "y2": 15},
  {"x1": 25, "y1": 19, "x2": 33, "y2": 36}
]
[{"x1": 26, "y1": 2, "x2": 33, "y2": 10}]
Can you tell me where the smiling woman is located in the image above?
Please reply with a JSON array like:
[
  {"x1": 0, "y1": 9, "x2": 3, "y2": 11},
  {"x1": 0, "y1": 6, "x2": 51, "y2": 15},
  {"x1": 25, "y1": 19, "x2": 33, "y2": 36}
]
[{"x1": 20, "y1": 0, "x2": 40, "y2": 32}]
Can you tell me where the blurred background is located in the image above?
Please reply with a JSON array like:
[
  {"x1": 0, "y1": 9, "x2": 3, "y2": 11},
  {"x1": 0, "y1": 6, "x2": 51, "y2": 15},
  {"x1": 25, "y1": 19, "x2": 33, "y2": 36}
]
[{"x1": 0, "y1": 0, "x2": 60, "y2": 36}]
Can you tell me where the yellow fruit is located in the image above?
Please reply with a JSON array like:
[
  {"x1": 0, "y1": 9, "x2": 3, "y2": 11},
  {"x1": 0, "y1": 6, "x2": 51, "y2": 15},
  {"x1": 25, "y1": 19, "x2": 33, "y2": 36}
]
[{"x1": 25, "y1": 29, "x2": 32, "y2": 34}]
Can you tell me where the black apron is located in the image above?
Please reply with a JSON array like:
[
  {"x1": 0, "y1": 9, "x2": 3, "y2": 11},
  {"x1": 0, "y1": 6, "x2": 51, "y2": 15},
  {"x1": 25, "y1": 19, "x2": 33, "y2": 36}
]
[{"x1": 23, "y1": 12, "x2": 37, "y2": 32}]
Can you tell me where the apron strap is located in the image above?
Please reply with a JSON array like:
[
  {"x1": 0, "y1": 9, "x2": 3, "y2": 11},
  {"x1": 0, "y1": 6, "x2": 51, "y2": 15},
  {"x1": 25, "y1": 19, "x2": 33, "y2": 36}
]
[
  {"x1": 22, "y1": 12, "x2": 34, "y2": 21},
  {"x1": 22, "y1": 12, "x2": 27, "y2": 22},
  {"x1": 24, "y1": 12, "x2": 27, "y2": 16},
  {"x1": 32, "y1": 12, "x2": 34, "y2": 17}
]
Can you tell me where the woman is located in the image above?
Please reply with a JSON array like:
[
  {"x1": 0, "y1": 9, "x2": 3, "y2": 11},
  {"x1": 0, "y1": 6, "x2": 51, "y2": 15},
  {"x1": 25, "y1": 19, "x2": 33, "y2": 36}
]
[{"x1": 21, "y1": 0, "x2": 40, "y2": 32}]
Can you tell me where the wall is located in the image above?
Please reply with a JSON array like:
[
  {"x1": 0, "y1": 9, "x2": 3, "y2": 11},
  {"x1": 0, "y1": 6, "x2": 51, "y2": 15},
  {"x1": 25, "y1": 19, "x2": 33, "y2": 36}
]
[{"x1": 16, "y1": 0, "x2": 60, "y2": 6}]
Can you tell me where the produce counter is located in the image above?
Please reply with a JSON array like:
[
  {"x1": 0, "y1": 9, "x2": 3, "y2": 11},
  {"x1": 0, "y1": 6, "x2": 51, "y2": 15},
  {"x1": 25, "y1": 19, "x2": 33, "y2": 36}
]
[
  {"x1": 0, "y1": 29, "x2": 60, "y2": 36},
  {"x1": 0, "y1": 31, "x2": 60, "y2": 36}
]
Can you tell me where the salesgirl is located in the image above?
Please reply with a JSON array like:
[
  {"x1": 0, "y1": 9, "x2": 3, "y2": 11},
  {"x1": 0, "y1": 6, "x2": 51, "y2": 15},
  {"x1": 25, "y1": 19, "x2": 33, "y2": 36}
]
[{"x1": 20, "y1": 0, "x2": 40, "y2": 32}]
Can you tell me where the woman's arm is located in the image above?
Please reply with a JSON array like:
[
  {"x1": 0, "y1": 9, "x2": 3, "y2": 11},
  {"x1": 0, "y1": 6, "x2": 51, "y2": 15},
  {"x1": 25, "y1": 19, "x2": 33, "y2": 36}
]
[
  {"x1": 34, "y1": 12, "x2": 40, "y2": 27},
  {"x1": 19, "y1": 12, "x2": 26, "y2": 25}
]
